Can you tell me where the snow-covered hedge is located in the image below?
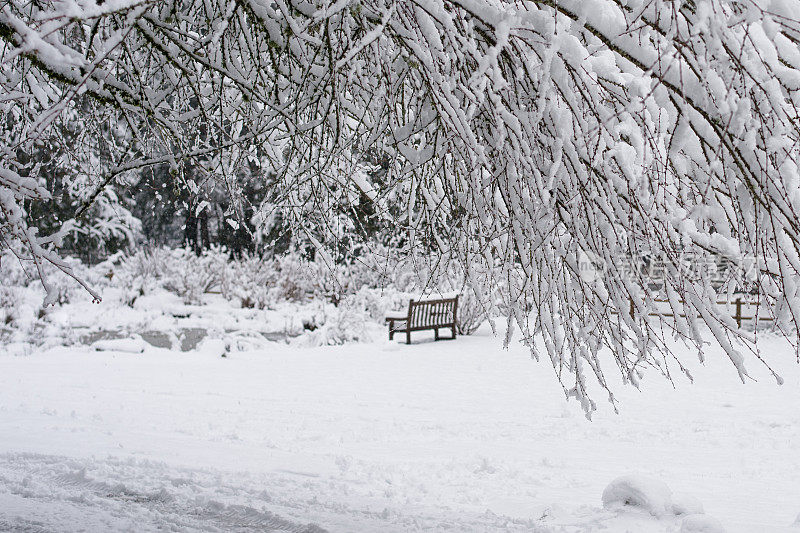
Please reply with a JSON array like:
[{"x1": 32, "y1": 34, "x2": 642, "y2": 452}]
[
  {"x1": 111, "y1": 244, "x2": 483, "y2": 310},
  {"x1": 0, "y1": 245, "x2": 499, "y2": 352},
  {"x1": 113, "y1": 246, "x2": 231, "y2": 305}
]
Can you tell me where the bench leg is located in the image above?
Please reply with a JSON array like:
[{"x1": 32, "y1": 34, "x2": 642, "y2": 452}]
[
  {"x1": 388, "y1": 320, "x2": 394, "y2": 340},
  {"x1": 406, "y1": 330, "x2": 411, "y2": 345},
  {"x1": 434, "y1": 328, "x2": 439, "y2": 341},
  {"x1": 451, "y1": 325, "x2": 457, "y2": 339}
]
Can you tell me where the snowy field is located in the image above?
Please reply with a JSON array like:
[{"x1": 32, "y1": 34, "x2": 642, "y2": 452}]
[{"x1": 1, "y1": 324, "x2": 799, "y2": 532}]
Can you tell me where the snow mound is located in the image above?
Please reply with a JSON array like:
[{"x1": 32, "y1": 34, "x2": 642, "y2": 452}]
[
  {"x1": 602, "y1": 474, "x2": 674, "y2": 517},
  {"x1": 92, "y1": 335, "x2": 147, "y2": 354},
  {"x1": 196, "y1": 338, "x2": 227, "y2": 356},
  {"x1": 680, "y1": 514, "x2": 726, "y2": 533},
  {"x1": 672, "y1": 493, "x2": 705, "y2": 515},
  {"x1": 602, "y1": 475, "x2": 721, "y2": 528}
]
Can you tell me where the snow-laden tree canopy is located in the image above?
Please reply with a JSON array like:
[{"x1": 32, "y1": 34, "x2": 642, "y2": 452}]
[{"x1": 2, "y1": 0, "x2": 800, "y2": 414}]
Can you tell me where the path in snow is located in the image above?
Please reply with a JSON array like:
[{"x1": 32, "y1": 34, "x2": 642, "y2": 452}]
[{"x1": 0, "y1": 453, "x2": 325, "y2": 532}]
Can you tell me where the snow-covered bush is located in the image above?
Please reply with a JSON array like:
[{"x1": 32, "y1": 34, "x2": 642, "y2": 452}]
[
  {"x1": 266, "y1": 247, "x2": 399, "y2": 305},
  {"x1": 115, "y1": 246, "x2": 171, "y2": 298},
  {"x1": 0, "y1": 286, "x2": 19, "y2": 326},
  {"x1": 112, "y1": 244, "x2": 414, "y2": 310},
  {"x1": 270, "y1": 252, "x2": 320, "y2": 302},
  {"x1": 0, "y1": 282, "x2": 42, "y2": 344},
  {"x1": 298, "y1": 303, "x2": 372, "y2": 346},
  {"x1": 0, "y1": 251, "x2": 88, "y2": 308},
  {"x1": 228, "y1": 254, "x2": 277, "y2": 309},
  {"x1": 0, "y1": 252, "x2": 92, "y2": 350},
  {"x1": 329, "y1": 245, "x2": 401, "y2": 296},
  {"x1": 456, "y1": 291, "x2": 488, "y2": 335},
  {"x1": 162, "y1": 247, "x2": 231, "y2": 305},
  {"x1": 0, "y1": 252, "x2": 35, "y2": 288},
  {"x1": 342, "y1": 287, "x2": 413, "y2": 322},
  {"x1": 115, "y1": 246, "x2": 231, "y2": 305}
]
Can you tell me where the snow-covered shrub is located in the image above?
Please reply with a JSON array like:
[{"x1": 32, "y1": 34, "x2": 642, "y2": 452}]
[
  {"x1": 162, "y1": 247, "x2": 231, "y2": 305},
  {"x1": 343, "y1": 287, "x2": 413, "y2": 322},
  {"x1": 115, "y1": 246, "x2": 231, "y2": 305},
  {"x1": 345, "y1": 288, "x2": 389, "y2": 322},
  {"x1": 299, "y1": 304, "x2": 371, "y2": 346},
  {"x1": 287, "y1": 301, "x2": 328, "y2": 333},
  {"x1": 456, "y1": 291, "x2": 488, "y2": 335},
  {"x1": 0, "y1": 251, "x2": 36, "y2": 288},
  {"x1": 115, "y1": 246, "x2": 171, "y2": 297},
  {"x1": 0, "y1": 252, "x2": 89, "y2": 350},
  {"x1": 278, "y1": 244, "x2": 420, "y2": 305},
  {"x1": 223, "y1": 244, "x2": 423, "y2": 308},
  {"x1": 228, "y1": 253, "x2": 277, "y2": 309},
  {"x1": 89, "y1": 251, "x2": 126, "y2": 287},
  {"x1": 0, "y1": 283, "x2": 40, "y2": 343},
  {"x1": 270, "y1": 251, "x2": 319, "y2": 302},
  {"x1": 266, "y1": 249, "x2": 381, "y2": 304},
  {"x1": 389, "y1": 254, "x2": 443, "y2": 294},
  {"x1": 328, "y1": 245, "x2": 400, "y2": 295},
  {"x1": 46, "y1": 281, "x2": 71, "y2": 307},
  {"x1": 0, "y1": 251, "x2": 87, "y2": 307},
  {"x1": 313, "y1": 267, "x2": 354, "y2": 305},
  {"x1": 0, "y1": 286, "x2": 18, "y2": 326}
]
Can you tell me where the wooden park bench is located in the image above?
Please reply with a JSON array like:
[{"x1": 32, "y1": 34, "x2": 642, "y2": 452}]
[{"x1": 385, "y1": 296, "x2": 459, "y2": 344}]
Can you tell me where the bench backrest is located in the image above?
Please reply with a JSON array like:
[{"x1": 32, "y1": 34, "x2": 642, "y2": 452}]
[{"x1": 408, "y1": 297, "x2": 458, "y2": 329}]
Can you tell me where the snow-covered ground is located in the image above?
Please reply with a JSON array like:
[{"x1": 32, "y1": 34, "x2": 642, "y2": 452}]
[{"x1": 1, "y1": 325, "x2": 799, "y2": 532}]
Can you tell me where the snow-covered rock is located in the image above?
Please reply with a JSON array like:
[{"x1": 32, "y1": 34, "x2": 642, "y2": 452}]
[
  {"x1": 601, "y1": 474, "x2": 710, "y2": 523},
  {"x1": 91, "y1": 335, "x2": 147, "y2": 354},
  {"x1": 672, "y1": 493, "x2": 705, "y2": 515},
  {"x1": 196, "y1": 338, "x2": 227, "y2": 357},
  {"x1": 680, "y1": 514, "x2": 726, "y2": 533},
  {"x1": 601, "y1": 474, "x2": 674, "y2": 517}
]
